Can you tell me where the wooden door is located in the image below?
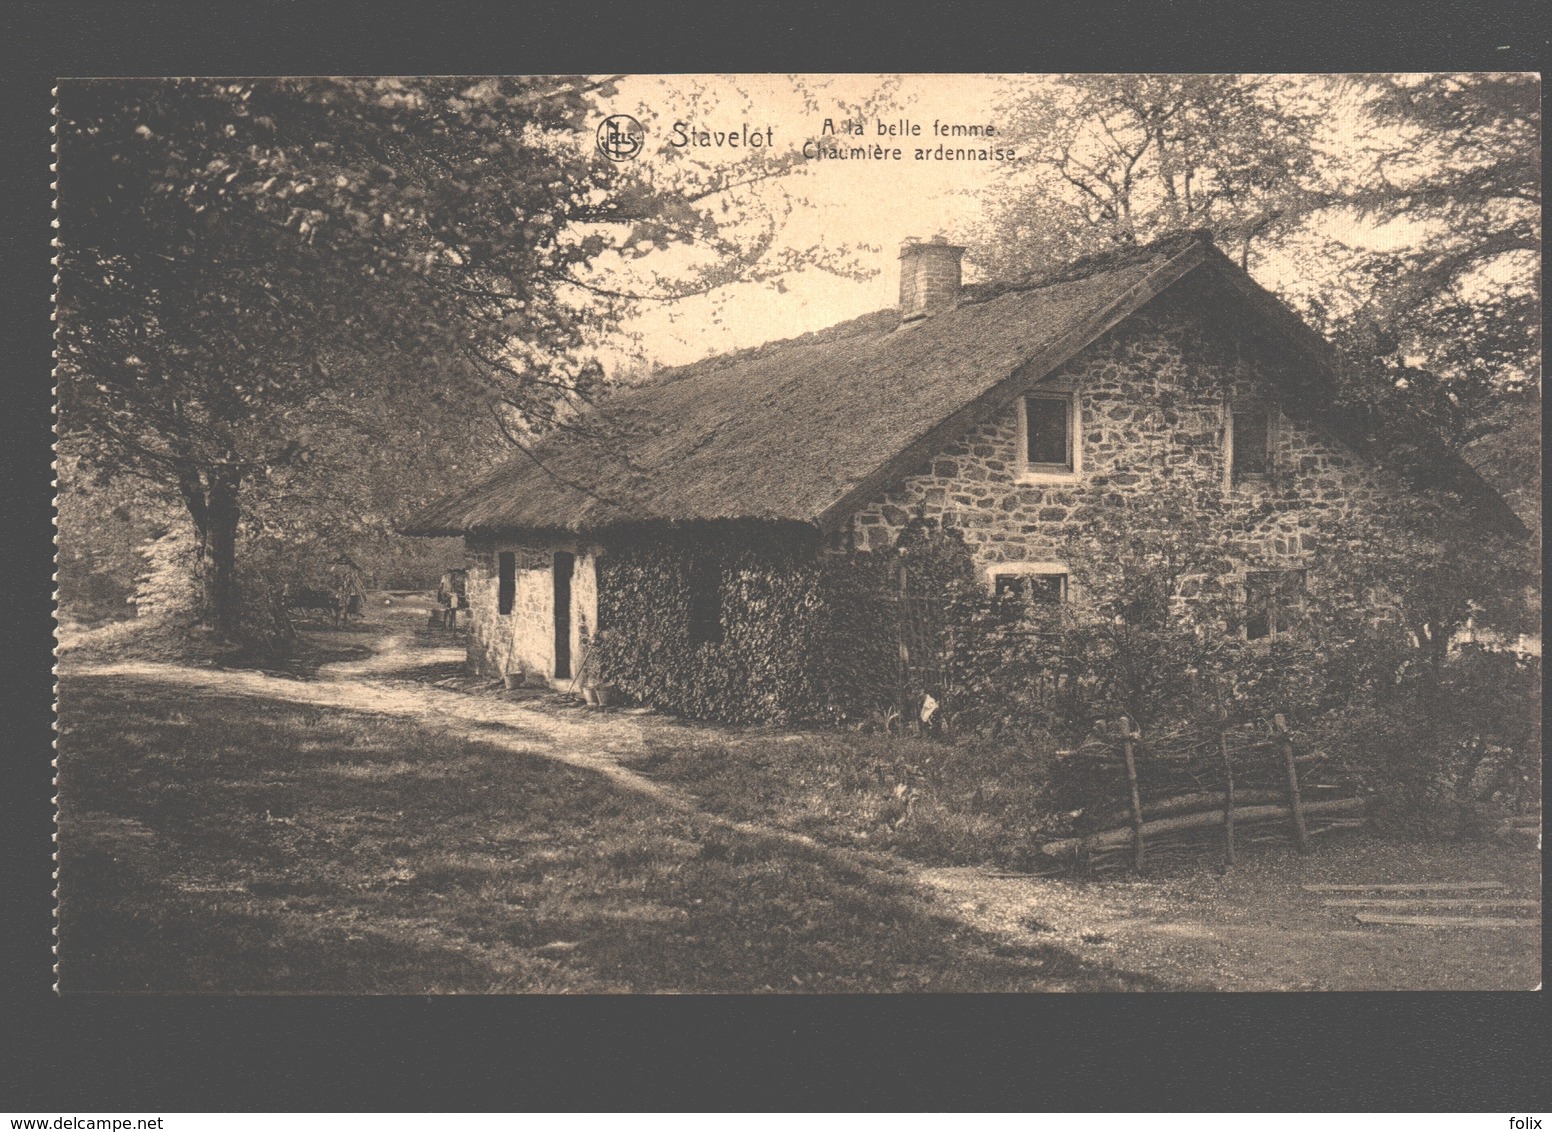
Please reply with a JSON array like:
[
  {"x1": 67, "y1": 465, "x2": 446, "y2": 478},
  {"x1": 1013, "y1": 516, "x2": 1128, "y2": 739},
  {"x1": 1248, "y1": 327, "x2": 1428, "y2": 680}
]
[{"x1": 553, "y1": 551, "x2": 574, "y2": 680}]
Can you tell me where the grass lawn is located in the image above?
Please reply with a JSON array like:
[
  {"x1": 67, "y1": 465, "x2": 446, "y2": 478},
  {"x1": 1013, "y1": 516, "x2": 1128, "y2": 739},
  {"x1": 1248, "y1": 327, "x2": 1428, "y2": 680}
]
[
  {"x1": 56, "y1": 674, "x2": 1164, "y2": 993},
  {"x1": 621, "y1": 729, "x2": 1541, "y2": 990},
  {"x1": 625, "y1": 728, "x2": 1056, "y2": 869}
]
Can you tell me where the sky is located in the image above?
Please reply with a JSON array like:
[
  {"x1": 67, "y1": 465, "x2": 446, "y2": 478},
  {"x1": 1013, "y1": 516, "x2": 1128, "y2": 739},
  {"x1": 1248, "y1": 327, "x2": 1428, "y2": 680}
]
[
  {"x1": 582, "y1": 73, "x2": 1530, "y2": 377},
  {"x1": 594, "y1": 74, "x2": 1020, "y2": 367}
]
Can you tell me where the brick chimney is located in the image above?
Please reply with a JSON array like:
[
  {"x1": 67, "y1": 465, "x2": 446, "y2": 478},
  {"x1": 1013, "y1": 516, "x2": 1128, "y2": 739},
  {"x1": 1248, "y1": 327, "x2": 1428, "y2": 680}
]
[{"x1": 898, "y1": 234, "x2": 965, "y2": 321}]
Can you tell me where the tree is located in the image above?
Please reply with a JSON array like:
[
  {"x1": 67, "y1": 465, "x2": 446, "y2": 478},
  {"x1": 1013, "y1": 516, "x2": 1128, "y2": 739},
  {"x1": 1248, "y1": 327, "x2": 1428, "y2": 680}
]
[
  {"x1": 1305, "y1": 73, "x2": 1540, "y2": 451},
  {"x1": 56, "y1": 77, "x2": 856, "y2": 636},
  {"x1": 969, "y1": 74, "x2": 1320, "y2": 280},
  {"x1": 1291, "y1": 494, "x2": 1542, "y2": 830},
  {"x1": 976, "y1": 73, "x2": 1538, "y2": 519},
  {"x1": 1053, "y1": 484, "x2": 1245, "y2": 731}
]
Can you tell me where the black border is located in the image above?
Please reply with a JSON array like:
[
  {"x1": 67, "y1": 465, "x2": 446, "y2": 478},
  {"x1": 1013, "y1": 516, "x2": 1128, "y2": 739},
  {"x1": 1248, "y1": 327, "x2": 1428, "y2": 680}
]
[{"x1": 7, "y1": 0, "x2": 1548, "y2": 1113}]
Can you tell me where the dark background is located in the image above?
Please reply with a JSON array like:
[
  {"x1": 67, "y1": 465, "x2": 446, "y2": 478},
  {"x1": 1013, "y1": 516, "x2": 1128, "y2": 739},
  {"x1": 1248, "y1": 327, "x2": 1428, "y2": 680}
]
[{"x1": 4, "y1": 0, "x2": 1547, "y2": 1112}]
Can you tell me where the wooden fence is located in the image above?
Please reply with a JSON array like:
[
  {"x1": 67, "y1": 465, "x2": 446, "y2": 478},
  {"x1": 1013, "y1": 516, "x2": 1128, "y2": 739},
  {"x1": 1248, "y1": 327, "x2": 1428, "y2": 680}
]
[{"x1": 1036, "y1": 712, "x2": 1365, "y2": 875}]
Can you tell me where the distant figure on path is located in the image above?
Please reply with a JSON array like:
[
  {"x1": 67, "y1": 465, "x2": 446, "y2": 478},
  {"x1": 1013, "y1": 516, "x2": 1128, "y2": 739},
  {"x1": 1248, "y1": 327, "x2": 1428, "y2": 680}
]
[{"x1": 436, "y1": 568, "x2": 469, "y2": 630}]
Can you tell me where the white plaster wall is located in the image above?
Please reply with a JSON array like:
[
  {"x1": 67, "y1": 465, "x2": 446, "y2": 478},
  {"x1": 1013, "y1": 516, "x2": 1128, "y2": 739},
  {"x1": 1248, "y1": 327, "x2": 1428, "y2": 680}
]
[{"x1": 464, "y1": 536, "x2": 600, "y2": 686}]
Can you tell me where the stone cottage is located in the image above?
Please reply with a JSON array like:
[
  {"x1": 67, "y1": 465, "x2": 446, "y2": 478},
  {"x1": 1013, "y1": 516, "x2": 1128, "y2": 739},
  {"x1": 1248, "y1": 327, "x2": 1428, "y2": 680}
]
[{"x1": 402, "y1": 231, "x2": 1517, "y2": 721}]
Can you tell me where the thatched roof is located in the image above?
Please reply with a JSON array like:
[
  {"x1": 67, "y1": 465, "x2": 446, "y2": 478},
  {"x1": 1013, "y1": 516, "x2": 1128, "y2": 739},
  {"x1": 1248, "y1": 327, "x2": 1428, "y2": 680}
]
[{"x1": 403, "y1": 232, "x2": 1522, "y2": 538}]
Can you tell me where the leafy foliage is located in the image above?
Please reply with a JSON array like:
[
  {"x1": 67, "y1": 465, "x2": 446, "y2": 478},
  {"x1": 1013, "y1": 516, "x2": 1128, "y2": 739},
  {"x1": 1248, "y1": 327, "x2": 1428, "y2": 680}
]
[
  {"x1": 929, "y1": 475, "x2": 1539, "y2": 835},
  {"x1": 976, "y1": 73, "x2": 1540, "y2": 481},
  {"x1": 591, "y1": 522, "x2": 973, "y2": 727},
  {"x1": 972, "y1": 75, "x2": 1319, "y2": 279},
  {"x1": 942, "y1": 487, "x2": 1243, "y2": 739},
  {"x1": 1319, "y1": 74, "x2": 1540, "y2": 410},
  {"x1": 1285, "y1": 494, "x2": 1542, "y2": 830},
  {"x1": 55, "y1": 455, "x2": 184, "y2": 626},
  {"x1": 55, "y1": 77, "x2": 856, "y2": 638},
  {"x1": 126, "y1": 524, "x2": 201, "y2": 626},
  {"x1": 591, "y1": 526, "x2": 831, "y2": 725}
]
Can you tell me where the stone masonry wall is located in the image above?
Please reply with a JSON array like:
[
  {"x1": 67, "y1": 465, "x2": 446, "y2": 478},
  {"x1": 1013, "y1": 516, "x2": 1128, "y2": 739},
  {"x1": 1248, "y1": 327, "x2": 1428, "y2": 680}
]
[
  {"x1": 849, "y1": 286, "x2": 1410, "y2": 599},
  {"x1": 463, "y1": 535, "x2": 600, "y2": 683},
  {"x1": 452, "y1": 285, "x2": 1425, "y2": 712}
]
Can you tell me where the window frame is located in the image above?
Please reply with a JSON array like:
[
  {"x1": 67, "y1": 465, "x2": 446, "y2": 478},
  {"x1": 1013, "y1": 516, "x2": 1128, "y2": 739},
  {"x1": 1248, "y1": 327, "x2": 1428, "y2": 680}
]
[
  {"x1": 1227, "y1": 400, "x2": 1277, "y2": 488},
  {"x1": 1017, "y1": 385, "x2": 1082, "y2": 483},
  {"x1": 1241, "y1": 567, "x2": 1306, "y2": 643},
  {"x1": 497, "y1": 551, "x2": 516, "y2": 616},
  {"x1": 985, "y1": 561, "x2": 1071, "y2": 602}
]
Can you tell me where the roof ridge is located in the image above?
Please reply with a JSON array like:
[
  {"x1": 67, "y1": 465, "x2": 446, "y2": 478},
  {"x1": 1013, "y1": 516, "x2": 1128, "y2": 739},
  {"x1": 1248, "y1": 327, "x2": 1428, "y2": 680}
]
[
  {"x1": 399, "y1": 229, "x2": 1230, "y2": 538},
  {"x1": 961, "y1": 229, "x2": 1213, "y2": 304},
  {"x1": 632, "y1": 230, "x2": 1215, "y2": 391},
  {"x1": 645, "y1": 307, "x2": 897, "y2": 387}
]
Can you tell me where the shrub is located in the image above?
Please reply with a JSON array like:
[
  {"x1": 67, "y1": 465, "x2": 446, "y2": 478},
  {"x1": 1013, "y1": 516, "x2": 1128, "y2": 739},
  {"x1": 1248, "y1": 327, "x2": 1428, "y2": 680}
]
[
  {"x1": 80, "y1": 523, "x2": 302, "y2": 663},
  {"x1": 935, "y1": 480, "x2": 1540, "y2": 840},
  {"x1": 128, "y1": 526, "x2": 202, "y2": 625},
  {"x1": 590, "y1": 520, "x2": 972, "y2": 727},
  {"x1": 1314, "y1": 647, "x2": 1541, "y2": 836},
  {"x1": 592, "y1": 524, "x2": 832, "y2": 725},
  {"x1": 941, "y1": 487, "x2": 1243, "y2": 741}
]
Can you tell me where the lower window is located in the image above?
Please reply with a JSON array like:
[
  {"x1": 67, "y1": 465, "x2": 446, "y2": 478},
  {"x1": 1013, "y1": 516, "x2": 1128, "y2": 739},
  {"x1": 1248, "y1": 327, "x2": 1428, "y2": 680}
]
[
  {"x1": 1244, "y1": 568, "x2": 1305, "y2": 641},
  {"x1": 994, "y1": 572, "x2": 1067, "y2": 604}
]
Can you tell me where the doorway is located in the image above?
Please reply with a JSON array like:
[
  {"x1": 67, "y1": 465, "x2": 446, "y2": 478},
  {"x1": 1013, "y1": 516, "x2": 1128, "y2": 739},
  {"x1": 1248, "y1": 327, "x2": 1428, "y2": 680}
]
[{"x1": 553, "y1": 551, "x2": 574, "y2": 680}]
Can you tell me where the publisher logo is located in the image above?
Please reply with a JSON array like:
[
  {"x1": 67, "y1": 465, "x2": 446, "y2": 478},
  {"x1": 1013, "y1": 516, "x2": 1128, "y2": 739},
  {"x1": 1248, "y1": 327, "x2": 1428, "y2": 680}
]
[{"x1": 596, "y1": 114, "x2": 645, "y2": 161}]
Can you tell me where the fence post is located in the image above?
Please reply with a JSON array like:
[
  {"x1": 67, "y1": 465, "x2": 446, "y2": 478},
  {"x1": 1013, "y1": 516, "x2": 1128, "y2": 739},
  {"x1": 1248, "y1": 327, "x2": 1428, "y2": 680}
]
[
  {"x1": 1273, "y1": 713, "x2": 1310, "y2": 853},
  {"x1": 896, "y1": 562, "x2": 911, "y2": 722},
  {"x1": 1120, "y1": 716, "x2": 1145, "y2": 873}
]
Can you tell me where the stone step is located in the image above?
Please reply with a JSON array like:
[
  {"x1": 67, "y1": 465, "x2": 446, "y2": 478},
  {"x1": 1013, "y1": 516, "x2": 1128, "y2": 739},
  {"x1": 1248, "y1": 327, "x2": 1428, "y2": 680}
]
[{"x1": 1354, "y1": 912, "x2": 1537, "y2": 928}]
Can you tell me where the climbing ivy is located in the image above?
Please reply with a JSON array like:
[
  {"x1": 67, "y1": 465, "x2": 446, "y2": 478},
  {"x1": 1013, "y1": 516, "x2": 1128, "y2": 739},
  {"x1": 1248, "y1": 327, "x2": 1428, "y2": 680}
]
[{"x1": 590, "y1": 524, "x2": 911, "y2": 726}]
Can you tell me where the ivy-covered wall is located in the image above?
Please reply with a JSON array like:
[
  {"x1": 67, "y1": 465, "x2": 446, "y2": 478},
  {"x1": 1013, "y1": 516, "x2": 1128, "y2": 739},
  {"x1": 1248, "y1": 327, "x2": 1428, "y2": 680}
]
[
  {"x1": 588, "y1": 524, "x2": 911, "y2": 726},
  {"x1": 583, "y1": 520, "x2": 980, "y2": 726}
]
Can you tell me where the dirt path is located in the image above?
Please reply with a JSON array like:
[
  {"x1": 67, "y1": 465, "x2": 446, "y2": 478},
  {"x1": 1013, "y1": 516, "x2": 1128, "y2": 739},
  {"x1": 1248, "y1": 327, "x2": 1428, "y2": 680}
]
[
  {"x1": 73, "y1": 634, "x2": 674, "y2": 807},
  {"x1": 68, "y1": 601, "x2": 906, "y2": 882},
  {"x1": 916, "y1": 838, "x2": 1540, "y2": 991},
  {"x1": 66, "y1": 601, "x2": 1540, "y2": 991}
]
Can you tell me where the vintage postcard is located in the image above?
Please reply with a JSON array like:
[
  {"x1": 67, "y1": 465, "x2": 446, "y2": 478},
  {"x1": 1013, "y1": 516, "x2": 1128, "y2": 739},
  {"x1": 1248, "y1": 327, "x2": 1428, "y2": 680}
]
[{"x1": 52, "y1": 73, "x2": 1540, "y2": 993}]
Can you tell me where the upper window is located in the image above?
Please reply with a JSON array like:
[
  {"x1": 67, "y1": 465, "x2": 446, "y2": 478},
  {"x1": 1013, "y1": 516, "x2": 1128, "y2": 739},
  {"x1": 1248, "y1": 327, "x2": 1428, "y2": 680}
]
[
  {"x1": 1020, "y1": 389, "x2": 1080, "y2": 480},
  {"x1": 1230, "y1": 404, "x2": 1273, "y2": 483},
  {"x1": 497, "y1": 551, "x2": 516, "y2": 615},
  {"x1": 1244, "y1": 568, "x2": 1305, "y2": 641}
]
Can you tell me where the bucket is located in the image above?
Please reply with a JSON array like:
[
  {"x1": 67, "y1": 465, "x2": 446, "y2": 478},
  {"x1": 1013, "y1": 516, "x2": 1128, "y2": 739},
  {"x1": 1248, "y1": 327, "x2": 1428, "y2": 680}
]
[{"x1": 502, "y1": 671, "x2": 524, "y2": 691}]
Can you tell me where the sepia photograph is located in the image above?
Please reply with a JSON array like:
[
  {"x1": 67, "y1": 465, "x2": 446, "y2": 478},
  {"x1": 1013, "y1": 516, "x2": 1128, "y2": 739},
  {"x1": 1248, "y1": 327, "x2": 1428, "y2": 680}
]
[{"x1": 52, "y1": 72, "x2": 1540, "y2": 995}]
